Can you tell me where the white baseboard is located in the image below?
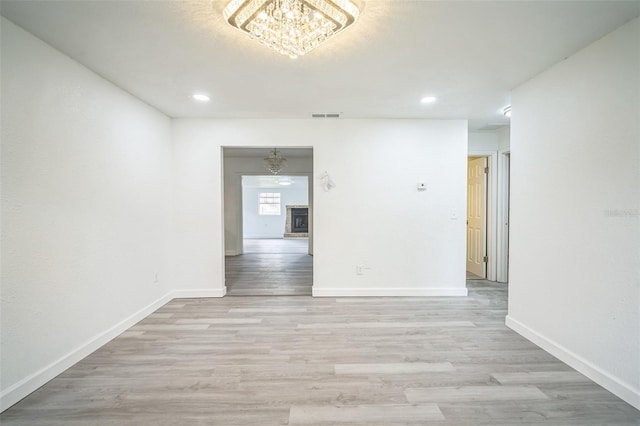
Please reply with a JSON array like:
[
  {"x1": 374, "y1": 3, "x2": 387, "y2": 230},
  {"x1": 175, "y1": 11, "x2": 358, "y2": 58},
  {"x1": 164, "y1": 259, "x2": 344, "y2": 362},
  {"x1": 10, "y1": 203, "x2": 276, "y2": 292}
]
[
  {"x1": 0, "y1": 287, "x2": 226, "y2": 412},
  {"x1": 506, "y1": 315, "x2": 640, "y2": 410},
  {"x1": 0, "y1": 292, "x2": 172, "y2": 412},
  {"x1": 170, "y1": 287, "x2": 227, "y2": 298},
  {"x1": 225, "y1": 250, "x2": 238, "y2": 256},
  {"x1": 312, "y1": 287, "x2": 468, "y2": 297}
]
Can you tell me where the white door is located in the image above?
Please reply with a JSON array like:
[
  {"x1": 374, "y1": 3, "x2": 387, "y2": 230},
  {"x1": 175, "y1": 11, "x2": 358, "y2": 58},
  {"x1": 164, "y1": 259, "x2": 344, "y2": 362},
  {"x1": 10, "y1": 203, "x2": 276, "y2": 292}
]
[{"x1": 467, "y1": 157, "x2": 487, "y2": 278}]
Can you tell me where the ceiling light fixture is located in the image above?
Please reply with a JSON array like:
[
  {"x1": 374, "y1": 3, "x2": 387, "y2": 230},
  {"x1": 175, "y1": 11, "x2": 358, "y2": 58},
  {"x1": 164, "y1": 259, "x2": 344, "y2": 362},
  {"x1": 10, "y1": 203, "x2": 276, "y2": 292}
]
[
  {"x1": 223, "y1": 0, "x2": 360, "y2": 59},
  {"x1": 192, "y1": 93, "x2": 210, "y2": 102},
  {"x1": 421, "y1": 96, "x2": 437, "y2": 104},
  {"x1": 503, "y1": 105, "x2": 512, "y2": 117},
  {"x1": 264, "y1": 148, "x2": 288, "y2": 175}
]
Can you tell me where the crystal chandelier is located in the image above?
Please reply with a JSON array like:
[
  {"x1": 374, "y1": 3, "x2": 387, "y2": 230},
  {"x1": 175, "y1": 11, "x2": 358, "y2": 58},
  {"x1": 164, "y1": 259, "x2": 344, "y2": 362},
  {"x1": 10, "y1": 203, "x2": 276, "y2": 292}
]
[
  {"x1": 223, "y1": 0, "x2": 360, "y2": 58},
  {"x1": 264, "y1": 148, "x2": 288, "y2": 174}
]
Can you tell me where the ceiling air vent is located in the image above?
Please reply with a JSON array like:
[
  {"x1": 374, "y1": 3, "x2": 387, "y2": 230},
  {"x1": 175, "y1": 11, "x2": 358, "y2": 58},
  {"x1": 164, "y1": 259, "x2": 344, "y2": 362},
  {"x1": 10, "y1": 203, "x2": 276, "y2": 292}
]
[{"x1": 311, "y1": 113, "x2": 341, "y2": 118}]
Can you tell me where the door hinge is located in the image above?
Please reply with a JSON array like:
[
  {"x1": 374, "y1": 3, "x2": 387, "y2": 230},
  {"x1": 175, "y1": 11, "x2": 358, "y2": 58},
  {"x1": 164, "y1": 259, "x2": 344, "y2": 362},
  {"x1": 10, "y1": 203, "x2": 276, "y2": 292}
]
[
  {"x1": 484, "y1": 167, "x2": 489, "y2": 174},
  {"x1": 483, "y1": 256, "x2": 488, "y2": 263}
]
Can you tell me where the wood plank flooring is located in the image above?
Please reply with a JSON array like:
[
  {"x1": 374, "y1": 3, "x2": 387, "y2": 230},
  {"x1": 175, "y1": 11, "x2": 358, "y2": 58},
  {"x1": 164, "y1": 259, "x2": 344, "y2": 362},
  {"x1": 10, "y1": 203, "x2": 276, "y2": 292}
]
[
  {"x1": 226, "y1": 239, "x2": 312, "y2": 296},
  {"x1": 2, "y1": 281, "x2": 639, "y2": 425},
  {"x1": 242, "y1": 238, "x2": 309, "y2": 255},
  {"x1": 466, "y1": 270, "x2": 484, "y2": 280}
]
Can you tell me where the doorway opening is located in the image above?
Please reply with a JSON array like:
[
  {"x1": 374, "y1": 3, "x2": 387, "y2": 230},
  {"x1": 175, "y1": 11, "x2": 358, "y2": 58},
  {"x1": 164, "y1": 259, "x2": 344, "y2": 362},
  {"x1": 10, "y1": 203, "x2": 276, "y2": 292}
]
[
  {"x1": 467, "y1": 156, "x2": 488, "y2": 280},
  {"x1": 465, "y1": 148, "x2": 510, "y2": 283},
  {"x1": 222, "y1": 147, "x2": 313, "y2": 296}
]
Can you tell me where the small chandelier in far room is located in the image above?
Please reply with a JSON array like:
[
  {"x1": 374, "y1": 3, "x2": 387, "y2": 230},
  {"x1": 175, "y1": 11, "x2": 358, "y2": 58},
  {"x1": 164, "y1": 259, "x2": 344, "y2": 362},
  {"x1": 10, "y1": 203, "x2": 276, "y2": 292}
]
[
  {"x1": 223, "y1": 0, "x2": 360, "y2": 59},
  {"x1": 264, "y1": 148, "x2": 288, "y2": 174}
]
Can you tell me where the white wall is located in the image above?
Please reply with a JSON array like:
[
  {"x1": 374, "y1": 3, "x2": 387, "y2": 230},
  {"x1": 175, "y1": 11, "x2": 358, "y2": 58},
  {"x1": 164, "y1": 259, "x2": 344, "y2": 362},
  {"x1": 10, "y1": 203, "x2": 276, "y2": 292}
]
[
  {"x1": 497, "y1": 126, "x2": 511, "y2": 152},
  {"x1": 1, "y1": 18, "x2": 172, "y2": 409},
  {"x1": 313, "y1": 121, "x2": 468, "y2": 296},
  {"x1": 507, "y1": 18, "x2": 639, "y2": 409},
  {"x1": 242, "y1": 184, "x2": 308, "y2": 239},
  {"x1": 468, "y1": 128, "x2": 510, "y2": 153},
  {"x1": 171, "y1": 119, "x2": 468, "y2": 297},
  {"x1": 468, "y1": 131, "x2": 500, "y2": 151}
]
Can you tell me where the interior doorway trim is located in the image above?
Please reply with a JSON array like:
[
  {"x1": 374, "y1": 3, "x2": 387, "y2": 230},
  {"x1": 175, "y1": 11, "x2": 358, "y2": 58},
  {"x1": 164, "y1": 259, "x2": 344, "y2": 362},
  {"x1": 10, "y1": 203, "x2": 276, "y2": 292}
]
[
  {"x1": 468, "y1": 150, "x2": 498, "y2": 281},
  {"x1": 236, "y1": 172, "x2": 313, "y2": 256},
  {"x1": 497, "y1": 149, "x2": 510, "y2": 283},
  {"x1": 221, "y1": 146, "x2": 314, "y2": 297}
]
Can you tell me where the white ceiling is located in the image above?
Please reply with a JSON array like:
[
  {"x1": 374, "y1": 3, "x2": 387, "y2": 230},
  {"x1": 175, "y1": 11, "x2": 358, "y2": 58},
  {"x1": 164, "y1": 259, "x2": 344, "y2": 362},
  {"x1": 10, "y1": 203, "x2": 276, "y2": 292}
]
[
  {"x1": 242, "y1": 175, "x2": 309, "y2": 189},
  {"x1": 2, "y1": 1, "x2": 638, "y2": 130}
]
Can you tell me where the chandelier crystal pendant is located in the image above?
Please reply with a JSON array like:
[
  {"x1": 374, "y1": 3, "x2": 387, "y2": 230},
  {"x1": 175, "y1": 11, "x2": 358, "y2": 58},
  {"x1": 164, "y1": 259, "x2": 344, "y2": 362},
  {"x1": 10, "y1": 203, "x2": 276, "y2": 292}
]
[
  {"x1": 223, "y1": 0, "x2": 360, "y2": 58},
  {"x1": 264, "y1": 148, "x2": 288, "y2": 174}
]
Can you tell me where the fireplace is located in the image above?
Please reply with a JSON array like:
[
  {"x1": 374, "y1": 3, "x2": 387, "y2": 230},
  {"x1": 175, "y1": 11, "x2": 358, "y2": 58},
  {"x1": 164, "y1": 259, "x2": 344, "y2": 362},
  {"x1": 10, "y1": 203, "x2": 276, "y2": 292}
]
[
  {"x1": 284, "y1": 205, "x2": 309, "y2": 238},
  {"x1": 291, "y1": 208, "x2": 308, "y2": 233}
]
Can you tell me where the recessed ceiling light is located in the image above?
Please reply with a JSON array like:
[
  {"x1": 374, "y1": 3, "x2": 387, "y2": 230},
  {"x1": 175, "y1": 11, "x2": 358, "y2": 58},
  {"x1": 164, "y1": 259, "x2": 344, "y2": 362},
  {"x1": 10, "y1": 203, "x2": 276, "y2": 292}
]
[
  {"x1": 420, "y1": 96, "x2": 437, "y2": 104},
  {"x1": 192, "y1": 93, "x2": 210, "y2": 102},
  {"x1": 503, "y1": 106, "x2": 512, "y2": 117}
]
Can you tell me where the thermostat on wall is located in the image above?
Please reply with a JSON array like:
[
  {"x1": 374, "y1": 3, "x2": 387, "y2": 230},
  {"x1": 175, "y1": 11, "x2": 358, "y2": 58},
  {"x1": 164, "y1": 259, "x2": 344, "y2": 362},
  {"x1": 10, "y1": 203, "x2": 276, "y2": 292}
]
[{"x1": 417, "y1": 182, "x2": 427, "y2": 191}]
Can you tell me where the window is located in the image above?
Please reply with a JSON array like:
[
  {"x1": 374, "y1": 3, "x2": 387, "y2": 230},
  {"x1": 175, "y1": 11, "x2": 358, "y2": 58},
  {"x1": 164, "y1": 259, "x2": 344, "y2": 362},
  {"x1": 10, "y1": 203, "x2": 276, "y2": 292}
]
[{"x1": 259, "y1": 192, "x2": 281, "y2": 215}]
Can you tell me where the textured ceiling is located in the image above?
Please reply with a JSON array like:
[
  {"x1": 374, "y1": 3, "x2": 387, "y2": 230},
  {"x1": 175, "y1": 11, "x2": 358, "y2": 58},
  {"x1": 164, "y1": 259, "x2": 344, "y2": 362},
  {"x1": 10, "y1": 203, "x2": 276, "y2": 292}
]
[{"x1": 1, "y1": 0, "x2": 639, "y2": 130}]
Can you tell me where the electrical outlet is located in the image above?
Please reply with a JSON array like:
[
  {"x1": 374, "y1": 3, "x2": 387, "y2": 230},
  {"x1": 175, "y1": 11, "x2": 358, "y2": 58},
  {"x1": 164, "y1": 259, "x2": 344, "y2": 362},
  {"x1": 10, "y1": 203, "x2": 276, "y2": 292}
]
[{"x1": 356, "y1": 265, "x2": 364, "y2": 275}]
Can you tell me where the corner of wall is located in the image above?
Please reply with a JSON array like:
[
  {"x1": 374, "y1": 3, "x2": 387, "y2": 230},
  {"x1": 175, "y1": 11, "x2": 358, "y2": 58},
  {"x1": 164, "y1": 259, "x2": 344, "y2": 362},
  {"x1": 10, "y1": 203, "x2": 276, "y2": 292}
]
[
  {"x1": 506, "y1": 315, "x2": 640, "y2": 410},
  {"x1": 0, "y1": 292, "x2": 174, "y2": 412}
]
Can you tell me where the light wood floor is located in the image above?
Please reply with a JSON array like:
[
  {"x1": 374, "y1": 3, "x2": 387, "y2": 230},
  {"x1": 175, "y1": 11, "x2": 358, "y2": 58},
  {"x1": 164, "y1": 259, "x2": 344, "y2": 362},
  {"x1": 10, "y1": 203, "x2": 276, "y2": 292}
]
[
  {"x1": 466, "y1": 270, "x2": 485, "y2": 280},
  {"x1": 243, "y1": 238, "x2": 309, "y2": 255},
  {"x1": 2, "y1": 281, "x2": 639, "y2": 425},
  {"x1": 226, "y1": 239, "x2": 312, "y2": 296}
]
